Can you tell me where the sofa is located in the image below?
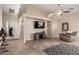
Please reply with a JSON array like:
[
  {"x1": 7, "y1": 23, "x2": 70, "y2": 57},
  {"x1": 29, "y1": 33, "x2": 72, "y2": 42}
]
[{"x1": 60, "y1": 31, "x2": 77, "y2": 42}]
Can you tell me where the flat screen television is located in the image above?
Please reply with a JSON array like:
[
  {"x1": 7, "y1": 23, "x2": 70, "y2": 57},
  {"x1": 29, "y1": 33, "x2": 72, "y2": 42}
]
[{"x1": 34, "y1": 21, "x2": 45, "y2": 29}]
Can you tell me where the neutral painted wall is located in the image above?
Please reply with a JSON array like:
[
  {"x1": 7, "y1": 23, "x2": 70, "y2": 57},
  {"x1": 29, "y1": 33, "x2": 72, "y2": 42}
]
[
  {"x1": 23, "y1": 5, "x2": 48, "y2": 41},
  {"x1": 3, "y1": 13, "x2": 19, "y2": 39},
  {"x1": 51, "y1": 12, "x2": 79, "y2": 39},
  {"x1": 0, "y1": 6, "x2": 2, "y2": 30},
  {"x1": 47, "y1": 21, "x2": 52, "y2": 38},
  {"x1": 24, "y1": 17, "x2": 47, "y2": 41}
]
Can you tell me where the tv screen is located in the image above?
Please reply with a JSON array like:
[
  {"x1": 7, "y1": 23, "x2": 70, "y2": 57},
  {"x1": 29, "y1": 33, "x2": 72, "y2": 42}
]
[{"x1": 34, "y1": 21, "x2": 45, "y2": 29}]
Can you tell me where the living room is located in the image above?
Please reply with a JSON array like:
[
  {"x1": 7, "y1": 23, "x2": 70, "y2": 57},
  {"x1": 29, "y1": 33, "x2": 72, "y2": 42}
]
[
  {"x1": 19, "y1": 4, "x2": 79, "y2": 42},
  {"x1": 0, "y1": 4, "x2": 79, "y2": 55}
]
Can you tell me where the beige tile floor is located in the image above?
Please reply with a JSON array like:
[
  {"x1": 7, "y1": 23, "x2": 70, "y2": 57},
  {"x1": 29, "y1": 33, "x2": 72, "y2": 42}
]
[{"x1": 1, "y1": 38, "x2": 79, "y2": 55}]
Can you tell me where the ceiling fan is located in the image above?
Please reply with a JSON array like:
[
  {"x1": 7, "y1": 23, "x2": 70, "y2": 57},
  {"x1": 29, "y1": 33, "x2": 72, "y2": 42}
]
[{"x1": 48, "y1": 4, "x2": 74, "y2": 18}]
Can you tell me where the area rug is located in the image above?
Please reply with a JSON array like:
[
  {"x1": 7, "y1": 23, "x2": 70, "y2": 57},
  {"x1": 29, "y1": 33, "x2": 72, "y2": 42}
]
[{"x1": 43, "y1": 44, "x2": 79, "y2": 55}]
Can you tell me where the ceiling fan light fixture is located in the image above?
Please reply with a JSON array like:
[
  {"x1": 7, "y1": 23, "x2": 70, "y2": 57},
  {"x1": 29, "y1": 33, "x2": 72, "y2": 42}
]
[{"x1": 57, "y1": 11, "x2": 62, "y2": 15}]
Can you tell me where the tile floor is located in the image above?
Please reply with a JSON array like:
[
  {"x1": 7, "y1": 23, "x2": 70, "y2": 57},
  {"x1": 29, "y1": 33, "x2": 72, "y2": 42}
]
[{"x1": 1, "y1": 38, "x2": 79, "y2": 55}]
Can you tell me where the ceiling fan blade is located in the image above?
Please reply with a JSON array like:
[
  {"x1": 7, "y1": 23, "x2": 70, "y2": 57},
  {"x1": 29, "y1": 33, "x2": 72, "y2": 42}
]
[
  {"x1": 63, "y1": 11, "x2": 70, "y2": 13},
  {"x1": 48, "y1": 13, "x2": 55, "y2": 18}
]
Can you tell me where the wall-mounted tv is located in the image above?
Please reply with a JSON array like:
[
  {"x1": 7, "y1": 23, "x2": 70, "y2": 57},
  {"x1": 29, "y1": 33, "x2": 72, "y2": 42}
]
[{"x1": 34, "y1": 21, "x2": 45, "y2": 29}]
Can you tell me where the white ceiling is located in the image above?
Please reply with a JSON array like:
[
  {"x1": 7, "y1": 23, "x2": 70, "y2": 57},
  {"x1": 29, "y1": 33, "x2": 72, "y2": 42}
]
[
  {"x1": 35, "y1": 4, "x2": 79, "y2": 13},
  {"x1": 2, "y1": 4, "x2": 21, "y2": 15},
  {"x1": 1, "y1": 4, "x2": 79, "y2": 15}
]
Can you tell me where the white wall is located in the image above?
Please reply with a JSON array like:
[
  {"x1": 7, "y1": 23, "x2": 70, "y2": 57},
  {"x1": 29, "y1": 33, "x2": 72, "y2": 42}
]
[
  {"x1": 51, "y1": 12, "x2": 79, "y2": 39},
  {"x1": 47, "y1": 21, "x2": 52, "y2": 38},
  {"x1": 24, "y1": 17, "x2": 47, "y2": 41},
  {"x1": 3, "y1": 13, "x2": 19, "y2": 39},
  {"x1": 0, "y1": 5, "x2": 2, "y2": 30},
  {"x1": 23, "y1": 5, "x2": 48, "y2": 41}
]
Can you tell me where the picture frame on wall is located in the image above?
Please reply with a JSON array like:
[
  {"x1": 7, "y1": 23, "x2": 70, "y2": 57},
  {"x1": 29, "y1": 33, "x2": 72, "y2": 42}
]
[{"x1": 62, "y1": 22, "x2": 69, "y2": 31}]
